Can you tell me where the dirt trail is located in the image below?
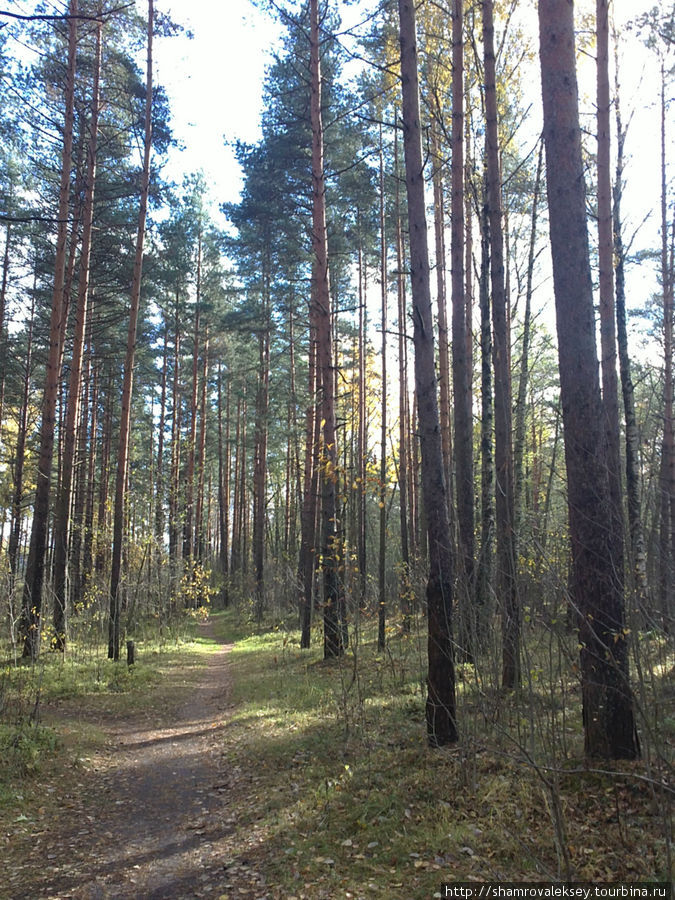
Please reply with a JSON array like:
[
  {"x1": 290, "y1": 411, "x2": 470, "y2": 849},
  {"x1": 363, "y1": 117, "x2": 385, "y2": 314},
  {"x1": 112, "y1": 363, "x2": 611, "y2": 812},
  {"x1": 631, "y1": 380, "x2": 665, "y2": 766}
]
[{"x1": 8, "y1": 622, "x2": 271, "y2": 900}]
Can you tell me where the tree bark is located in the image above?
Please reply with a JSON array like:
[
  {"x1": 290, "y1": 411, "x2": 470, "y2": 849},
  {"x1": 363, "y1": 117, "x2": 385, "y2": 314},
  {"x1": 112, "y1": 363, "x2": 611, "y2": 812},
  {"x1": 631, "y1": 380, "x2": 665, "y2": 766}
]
[
  {"x1": 19, "y1": 0, "x2": 78, "y2": 659},
  {"x1": 538, "y1": 0, "x2": 638, "y2": 759},
  {"x1": 596, "y1": 0, "x2": 624, "y2": 588},
  {"x1": 309, "y1": 0, "x2": 343, "y2": 659},
  {"x1": 399, "y1": 0, "x2": 457, "y2": 746},
  {"x1": 108, "y1": 0, "x2": 153, "y2": 660},
  {"x1": 451, "y1": 0, "x2": 475, "y2": 658},
  {"x1": 52, "y1": 8, "x2": 102, "y2": 650},
  {"x1": 613, "y1": 51, "x2": 649, "y2": 611},
  {"x1": 483, "y1": 0, "x2": 519, "y2": 689}
]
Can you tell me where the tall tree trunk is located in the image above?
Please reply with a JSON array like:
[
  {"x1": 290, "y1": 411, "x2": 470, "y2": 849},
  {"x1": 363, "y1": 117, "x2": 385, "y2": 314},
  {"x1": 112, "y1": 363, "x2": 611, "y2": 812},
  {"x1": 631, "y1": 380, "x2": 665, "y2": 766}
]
[
  {"x1": 399, "y1": 0, "x2": 457, "y2": 746},
  {"x1": 378, "y1": 129, "x2": 388, "y2": 651},
  {"x1": 309, "y1": 0, "x2": 343, "y2": 659},
  {"x1": 155, "y1": 320, "x2": 168, "y2": 564},
  {"x1": 514, "y1": 143, "x2": 543, "y2": 528},
  {"x1": 183, "y1": 239, "x2": 201, "y2": 573},
  {"x1": 108, "y1": 0, "x2": 153, "y2": 660},
  {"x1": 476, "y1": 171, "x2": 494, "y2": 628},
  {"x1": 9, "y1": 288, "x2": 36, "y2": 582},
  {"x1": 95, "y1": 374, "x2": 113, "y2": 575},
  {"x1": 397, "y1": 214, "x2": 412, "y2": 631},
  {"x1": 254, "y1": 282, "x2": 270, "y2": 622},
  {"x1": 53, "y1": 9, "x2": 102, "y2": 650},
  {"x1": 596, "y1": 0, "x2": 624, "y2": 584},
  {"x1": 483, "y1": 0, "x2": 519, "y2": 689},
  {"x1": 538, "y1": 0, "x2": 638, "y2": 759},
  {"x1": 195, "y1": 327, "x2": 209, "y2": 564},
  {"x1": 218, "y1": 367, "x2": 230, "y2": 606},
  {"x1": 431, "y1": 122, "x2": 453, "y2": 500},
  {"x1": 451, "y1": 0, "x2": 475, "y2": 657},
  {"x1": 299, "y1": 332, "x2": 318, "y2": 648},
  {"x1": 658, "y1": 64, "x2": 675, "y2": 622},
  {"x1": 80, "y1": 360, "x2": 99, "y2": 602},
  {"x1": 0, "y1": 220, "x2": 12, "y2": 434},
  {"x1": 357, "y1": 232, "x2": 368, "y2": 607},
  {"x1": 19, "y1": 0, "x2": 78, "y2": 659},
  {"x1": 613, "y1": 49, "x2": 649, "y2": 611},
  {"x1": 169, "y1": 299, "x2": 181, "y2": 576}
]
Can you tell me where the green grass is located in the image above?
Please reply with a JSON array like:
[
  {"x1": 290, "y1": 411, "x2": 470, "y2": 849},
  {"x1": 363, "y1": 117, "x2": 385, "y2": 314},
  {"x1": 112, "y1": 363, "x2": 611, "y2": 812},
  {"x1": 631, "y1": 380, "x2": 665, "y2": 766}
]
[
  {"x1": 0, "y1": 607, "x2": 672, "y2": 896},
  {"x1": 0, "y1": 614, "x2": 216, "y2": 807},
  {"x1": 216, "y1": 613, "x2": 674, "y2": 895}
]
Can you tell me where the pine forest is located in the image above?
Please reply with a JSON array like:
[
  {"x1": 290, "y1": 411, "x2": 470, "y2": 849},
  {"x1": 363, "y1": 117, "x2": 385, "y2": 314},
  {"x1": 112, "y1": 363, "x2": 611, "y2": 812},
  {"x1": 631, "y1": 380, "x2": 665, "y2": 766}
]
[{"x1": 0, "y1": 0, "x2": 673, "y2": 895}]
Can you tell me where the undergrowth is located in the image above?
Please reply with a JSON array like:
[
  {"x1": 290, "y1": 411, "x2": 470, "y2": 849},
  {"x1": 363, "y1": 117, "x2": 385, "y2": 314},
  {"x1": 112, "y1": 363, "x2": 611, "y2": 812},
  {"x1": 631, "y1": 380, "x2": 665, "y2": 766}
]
[{"x1": 218, "y1": 609, "x2": 674, "y2": 895}]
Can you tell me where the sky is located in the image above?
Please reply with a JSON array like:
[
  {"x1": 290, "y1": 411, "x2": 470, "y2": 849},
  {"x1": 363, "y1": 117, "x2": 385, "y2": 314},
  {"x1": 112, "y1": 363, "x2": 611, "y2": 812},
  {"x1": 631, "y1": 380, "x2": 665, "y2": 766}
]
[
  {"x1": 153, "y1": 0, "x2": 281, "y2": 210},
  {"x1": 152, "y1": 0, "x2": 667, "y2": 316}
]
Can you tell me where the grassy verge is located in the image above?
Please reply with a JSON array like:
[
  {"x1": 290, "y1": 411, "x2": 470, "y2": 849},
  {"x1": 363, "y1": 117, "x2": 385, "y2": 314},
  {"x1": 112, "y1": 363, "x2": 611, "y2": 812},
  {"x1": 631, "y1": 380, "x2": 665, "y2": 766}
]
[
  {"x1": 0, "y1": 613, "x2": 215, "y2": 810},
  {"x1": 217, "y1": 614, "x2": 673, "y2": 896}
]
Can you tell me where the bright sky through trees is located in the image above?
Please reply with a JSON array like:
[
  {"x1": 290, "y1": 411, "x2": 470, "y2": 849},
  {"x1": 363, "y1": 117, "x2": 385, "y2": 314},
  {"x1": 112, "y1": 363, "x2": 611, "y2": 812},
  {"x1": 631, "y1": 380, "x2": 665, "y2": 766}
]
[{"x1": 155, "y1": 0, "x2": 663, "y2": 263}]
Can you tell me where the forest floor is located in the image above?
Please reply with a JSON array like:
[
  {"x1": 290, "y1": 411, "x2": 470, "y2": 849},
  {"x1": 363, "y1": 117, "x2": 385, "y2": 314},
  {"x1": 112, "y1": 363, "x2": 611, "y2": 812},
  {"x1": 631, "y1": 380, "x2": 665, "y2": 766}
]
[
  {"x1": 1, "y1": 611, "x2": 673, "y2": 899},
  {"x1": 2, "y1": 619, "x2": 271, "y2": 899}
]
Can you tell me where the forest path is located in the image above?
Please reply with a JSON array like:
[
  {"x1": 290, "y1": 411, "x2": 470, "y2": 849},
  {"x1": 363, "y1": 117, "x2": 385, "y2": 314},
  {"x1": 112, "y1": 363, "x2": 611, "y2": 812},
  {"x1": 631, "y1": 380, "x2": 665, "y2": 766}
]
[{"x1": 8, "y1": 621, "x2": 272, "y2": 900}]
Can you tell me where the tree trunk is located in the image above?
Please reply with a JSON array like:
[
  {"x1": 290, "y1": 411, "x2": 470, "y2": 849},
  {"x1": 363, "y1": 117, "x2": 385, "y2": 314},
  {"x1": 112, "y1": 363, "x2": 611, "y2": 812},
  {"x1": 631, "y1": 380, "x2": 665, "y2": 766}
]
[
  {"x1": 378, "y1": 129, "x2": 388, "y2": 651},
  {"x1": 253, "y1": 283, "x2": 270, "y2": 622},
  {"x1": 52, "y1": 8, "x2": 102, "y2": 650},
  {"x1": 195, "y1": 327, "x2": 209, "y2": 564},
  {"x1": 9, "y1": 287, "x2": 36, "y2": 582},
  {"x1": 514, "y1": 143, "x2": 543, "y2": 528},
  {"x1": 483, "y1": 0, "x2": 519, "y2": 689},
  {"x1": 399, "y1": 0, "x2": 457, "y2": 746},
  {"x1": 108, "y1": 0, "x2": 153, "y2": 660},
  {"x1": 596, "y1": 0, "x2": 624, "y2": 584},
  {"x1": 658, "y1": 64, "x2": 675, "y2": 623},
  {"x1": 183, "y1": 240, "x2": 201, "y2": 573},
  {"x1": 309, "y1": 0, "x2": 343, "y2": 659},
  {"x1": 19, "y1": 0, "x2": 78, "y2": 659},
  {"x1": 538, "y1": 0, "x2": 638, "y2": 759},
  {"x1": 451, "y1": 0, "x2": 475, "y2": 658},
  {"x1": 476, "y1": 170, "x2": 494, "y2": 629},
  {"x1": 613, "y1": 50, "x2": 649, "y2": 611}
]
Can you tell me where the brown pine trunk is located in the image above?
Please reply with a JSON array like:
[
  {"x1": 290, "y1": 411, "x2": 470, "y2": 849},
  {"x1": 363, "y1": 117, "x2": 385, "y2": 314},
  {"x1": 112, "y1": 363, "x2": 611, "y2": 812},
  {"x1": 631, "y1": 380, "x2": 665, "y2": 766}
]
[
  {"x1": 431, "y1": 122, "x2": 453, "y2": 500},
  {"x1": 596, "y1": 0, "x2": 624, "y2": 584},
  {"x1": 19, "y1": 0, "x2": 78, "y2": 659},
  {"x1": 169, "y1": 300, "x2": 181, "y2": 575},
  {"x1": 9, "y1": 288, "x2": 36, "y2": 582},
  {"x1": 183, "y1": 242, "x2": 201, "y2": 573},
  {"x1": 108, "y1": 0, "x2": 153, "y2": 660},
  {"x1": 613, "y1": 51, "x2": 648, "y2": 610},
  {"x1": 451, "y1": 0, "x2": 475, "y2": 657},
  {"x1": 253, "y1": 285, "x2": 270, "y2": 622},
  {"x1": 95, "y1": 375, "x2": 113, "y2": 575},
  {"x1": 299, "y1": 330, "x2": 318, "y2": 648},
  {"x1": 53, "y1": 9, "x2": 102, "y2": 650},
  {"x1": 217, "y1": 367, "x2": 230, "y2": 606},
  {"x1": 399, "y1": 0, "x2": 457, "y2": 746},
  {"x1": 0, "y1": 220, "x2": 11, "y2": 432},
  {"x1": 357, "y1": 235, "x2": 368, "y2": 606},
  {"x1": 80, "y1": 360, "x2": 99, "y2": 602},
  {"x1": 658, "y1": 65, "x2": 675, "y2": 622},
  {"x1": 378, "y1": 130, "x2": 388, "y2": 651},
  {"x1": 155, "y1": 320, "x2": 168, "y2": 563},
  {"x1": 483, "y1": 0, "x2": 519, "y2": 689},
  {"x1": 195, "y1": 327, "x2": 209, "y2": 564},
  {"x1": 309, "y1": 0, "x2": 343, "y2": 659},
  {"x1": 476, "y1": 171, "x2": 494, "y2": 629},
  {"x1": 538, "y1": 0, "x2": 638, "y2": 759},
  {"x1": 514, "y1": 143, "x2": 543, "y2": 528}
]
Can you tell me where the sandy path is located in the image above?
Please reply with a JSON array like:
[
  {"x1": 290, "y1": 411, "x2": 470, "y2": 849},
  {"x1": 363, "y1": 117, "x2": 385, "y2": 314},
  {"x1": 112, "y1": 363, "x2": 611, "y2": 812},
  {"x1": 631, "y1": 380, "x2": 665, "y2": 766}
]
[{"x1": 8, "y1": 623, "x2": 271, "y2": 900}]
